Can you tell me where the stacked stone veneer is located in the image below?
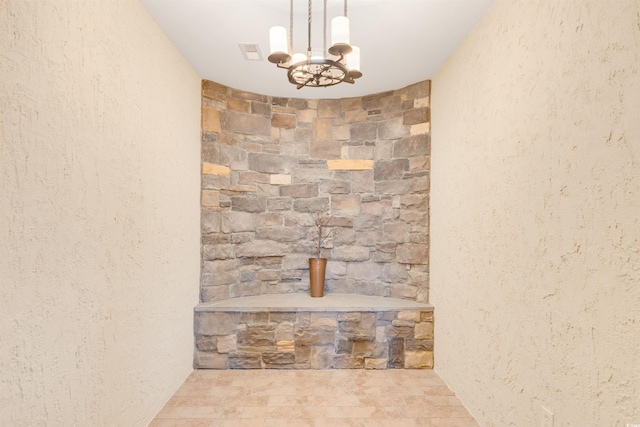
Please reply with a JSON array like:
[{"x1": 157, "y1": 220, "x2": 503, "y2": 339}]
[
  {"x1": 194, "y1": 308, "x2": 434, "y2": 369},
  {"x1": 200, "y1": 80, "x2": 430, "y2": 302}
]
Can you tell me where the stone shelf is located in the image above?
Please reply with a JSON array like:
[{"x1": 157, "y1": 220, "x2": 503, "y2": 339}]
[{"x1": 195, "y1": 293, "x2": 433, "y2": 312}]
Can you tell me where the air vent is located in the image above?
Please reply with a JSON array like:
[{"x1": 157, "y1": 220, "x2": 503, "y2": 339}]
[{"x1": 238, "y1": 43, "x2": 263, "y2": 61}]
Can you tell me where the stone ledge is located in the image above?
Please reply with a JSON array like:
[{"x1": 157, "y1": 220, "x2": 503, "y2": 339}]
[{"x1": 195, "y1": 293, "x2": 433, "y2": 313}]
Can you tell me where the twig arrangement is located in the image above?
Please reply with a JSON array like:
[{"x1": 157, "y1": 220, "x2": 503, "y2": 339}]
[{"x1": 311, "y1": 211, "x2": 333, "y2": 259}]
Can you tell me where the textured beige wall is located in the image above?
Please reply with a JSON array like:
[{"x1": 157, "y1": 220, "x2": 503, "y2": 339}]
[
  {"x1": 0, "y1": 1, "x2": 200, "y2": 426},
  {"x1": 431, "y1": 0, "x2": 640, "y2": 425}
]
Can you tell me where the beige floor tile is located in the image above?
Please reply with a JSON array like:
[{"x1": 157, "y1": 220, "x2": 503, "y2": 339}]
[{"x1": 149, "y1": 370, "x2": 478, "y2": 427}]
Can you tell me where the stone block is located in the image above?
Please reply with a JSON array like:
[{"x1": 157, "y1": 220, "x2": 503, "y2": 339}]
[
  {"x1": 248, "y1": 152, "x2": 297, "y2": 174},
  {"x1": 240, "y1": 312, "x2": 269, "y2": 323},
  {"x1": 333, "y1": 125, "x2": 350, "y2": 141},
  {"x1": 387, "y1": 338, "x2": 404, "y2": 369},
  {"x1": 381, "y1": 263, "x2": 410, "y2": 283},
  {"x1": 252, "y1": 101, "x2": 271, "y2": 117},
  {"x1": 267, "y1": 197, "x2": 293, "y2": 211},
  {"x1": 338, "y1": 313, "x2": 376, "y2": 340},
  {"x1": 236, "y1": 240, "x2": 288, "y2": 257},
  {"x1": 414, "y1": 322, "x2": 434, "y2": 340},
  {"x1": 310, "y1": 314, "x2": 338, "y2": 330},
  {"x1": 297, "y1": 108, "x2": 317, "y2": 123},
  {"x1": 270, "y1": 312, "x2": 297, "y2": 323},
  {"x1": 318, "y1": 99, "x2": 341, "y2": 117},
  {"x1": 344, "y1": 110, "x2": 367, "y2": 124},
  {"x1": 405, "y1": 339, "x2": 434, "y2": 351},
  {"x1": 332, "y1": 246, "x2": 370, "y2": 262},
  {"x1": 397, "y1": 311, "x2": 422, "y2": 322},
  {"x1": 256, "y1": 226, "x2": 305, "y2": 242},
  {"x1": 276, "y1": 323, "x2": 294, "y2": 341},
  {"x1": 374, "y1": 159, "x2": 409, "y2": 181},
  {"x1": 202, "y1": 105, "x2": 221, "y2": 133},
  {"x1": 338, "y1": 312, "x2": 361, "y2": 322},
  {"x1": 237, "y1": 171, "x2": 269, "y2": 185},
  {"x1": 201, "y1": 190, "x2": 220, "y2": 207},
  {"x1": 310, "y1": 139, "x2": 341, "y2": 160},
  {"x1": 365, "y1": 358, "x2": 388, "y2": 370},
  {"x1": 202, "y1": 163, "x2": 230, "y2": 176},
  {"x1": 350, "y1": 121, "x2": 377, "y2": 141},
  {"x1": 227, "y1": 96, "x2": 250, "y2": 112},
  {"x1": 410, "y1": 122, "x2": 430, "y2": 136},
  {"x1": 400, "y1": 81, "x2": 430, "y2": 100},
  {"x1": 327, "y1": 160, "x2": 374, "y2": 170},
  {"x1": 350, "y1": 170, "x2": 374, "y2": 193},
  {"x1": 310, "y1": 346, "x2": 333, "y2": 369},
  {"x1": 313, "y1": 118, "x2": 332, "y2": 140},
  {"x1": 352, "y1": 340, "x2": 376, "y2": 357},
  {"x1": 277, "y1": 340, "x2": 295, "y2": 352},
  {"x1": 221, "y1": 211, "x2": 257, "y2": 233},
  {"x1": 237, "y1": 324, "x2": 276, "y2": 349},
  {"x1": 390, "y1": 284, "x2": 418, "y2": 299},
  {"x1": 331, "y1": 194, "x2": 361, "y2": 216},
  {"x1": 332, "y1": 355, "x2": 364, "y2": 369},
  {"x1": 203, "y1": 244, "x2": 235, "y2": 261},
  {"x1": 225, "y1": 111, "x2": 270, "y2": 136},
  {"x1": 200, "y1": 285, "x2": 230, "y2": 302},
  {"x1": 196, "y1": 336, "x2": 217, "y2": 351},
  {"x1": 270, "y1": 174, "x2": 292, "y2": 185},
  {"x1": 293, "y1": 197, "x2": 330, "y2": 213},
  {"x1": 216, "y1": 335, "x2": 237, "y2": 353},
  {"x1": 202, "y1": 80, "x2": 227, "y2": 101},
  {"x1": 347, "y1": 262, "x2": 382, "y2": 281},
  {"x1": 347, "y1": 146, "x2": 375, "y2": 160},
  {"x1": 231, "y1": 196, "x2": 266, "y2": 212},
  {"x1": 194, "y1": 351, "x2": 228, "y2": 369},
  {"x1": 272, "y1": 113, "x2": 296, "y2": 129},
  {"x1": 229, "y1": 352, "x2": 263, "y2": 369},
  {"x1": 201, "y1": 212, "x2": 221, "y2": 234},
  {"x1": 195, "y1": 312, "x2": 240, "y2": 335},
  {"x1": 393, "y1": 134, "x2": 429, "y2": 158},
  {"x1": 279, "y1": 183, "x2": 319, "y2": 198},
  {"x1": 335, "y1": 336, "x2": 353, "y2": 354},
  {"x1": 332, "y1": 228, "x2": 356, "y2": 246},
  {"x1": 287, "y1": 98, "x2": 308, "y2": 109},
  {"x1": 294, "y1": 329, "x2": 336, "y2": 346},
  {"x1": 396, "y1": 243, "x2": 428, "y2": 264},
  {"x1": 341, "y1": 97, "x2": 362, "y2": 111},
  {"x1": 263, "y1": 352, "x2": 296, "y2": 365},
  {"x1": 404, "y1": 350, "x2": 433, "y2": 369},
  {"x1": 377, "y1": 118, "x2": 407, "y2": 140},
  {"x1": 319, "y1": 179, "x2": 350, "y2": 194},
  {"x1": 403, "y1": 107, "x2": 428, "y2": 125},
  {"x1": 384, "y1": 325, "x2": 414, "y2": 339}
]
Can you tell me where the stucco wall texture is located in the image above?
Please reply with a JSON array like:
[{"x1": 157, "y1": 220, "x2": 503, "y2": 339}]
[
  {"x1": 431, "y1": 0, "x2": 640, "y2": 426},
  {"x1": 0, "y1": 1, "x2": 201, "y2": 426}
]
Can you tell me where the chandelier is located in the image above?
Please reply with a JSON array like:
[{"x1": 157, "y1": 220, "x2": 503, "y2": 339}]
[{"x1": 267, "y1": 0, "x2": 362, "y2": 89}]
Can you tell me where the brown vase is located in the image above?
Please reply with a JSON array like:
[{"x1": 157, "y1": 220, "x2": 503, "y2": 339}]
[{"x1": 309, "y1": 258, "x2": 327, "y2": 297}]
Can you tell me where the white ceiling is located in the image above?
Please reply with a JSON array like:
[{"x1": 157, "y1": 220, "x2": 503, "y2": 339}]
[{"x1": 139, "y1": 0, "x2": 495, "y2": 99}]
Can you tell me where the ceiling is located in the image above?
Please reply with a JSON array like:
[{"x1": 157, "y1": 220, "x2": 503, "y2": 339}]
[{"x1": 139, "y1": 0, "x2": 495, "y2": 99}]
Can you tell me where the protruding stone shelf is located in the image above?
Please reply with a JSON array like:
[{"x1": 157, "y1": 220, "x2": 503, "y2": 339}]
[{"x1": 194, "y1": 293, "x2": 434, "y2": 370}]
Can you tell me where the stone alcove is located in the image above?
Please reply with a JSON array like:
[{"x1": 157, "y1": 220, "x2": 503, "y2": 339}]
[{"x1": 200, "y1": 79, "x2": 431, "y2": 303}]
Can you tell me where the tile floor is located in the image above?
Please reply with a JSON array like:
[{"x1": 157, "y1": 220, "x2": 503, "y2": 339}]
[{"x1": 149, "y1": 369, "x2": 480, "y2": 427}]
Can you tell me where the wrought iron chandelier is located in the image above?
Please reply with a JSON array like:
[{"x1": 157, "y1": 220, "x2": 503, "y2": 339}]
[{"x1": 268, "y1": 0, "x2": 362, "y2": 89}]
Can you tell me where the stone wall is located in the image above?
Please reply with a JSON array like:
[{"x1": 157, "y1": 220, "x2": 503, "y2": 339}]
[
  {"x1": 194, "y1": 308, "x2": 434, "y2": 370},
  {"x1": 201, "y1": 80, "x2": 430, "y2": 302}
]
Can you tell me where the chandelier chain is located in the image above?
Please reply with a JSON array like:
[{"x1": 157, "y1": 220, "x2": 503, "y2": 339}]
[
  {"x1": 344, "y1": 0, "x2": 347, "y2": 17},
  {"x1": 307, "y1": 0, "x2": 312, "y2": 53},
  {"x1": 323, "y1": 0, "x2": 327, "y2": 55},
  {"x1": 289, "y1": 0, "x2": 293, "y2": 55}
]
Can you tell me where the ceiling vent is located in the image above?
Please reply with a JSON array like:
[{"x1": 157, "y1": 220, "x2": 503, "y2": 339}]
[{"x1": 238, "y1": 43, "x2": 263, "y2": 61}]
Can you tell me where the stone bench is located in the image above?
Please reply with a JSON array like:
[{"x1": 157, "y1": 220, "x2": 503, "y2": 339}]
[{"x1": 194, "y1": 293, "x2": 434, "y2": 370}]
